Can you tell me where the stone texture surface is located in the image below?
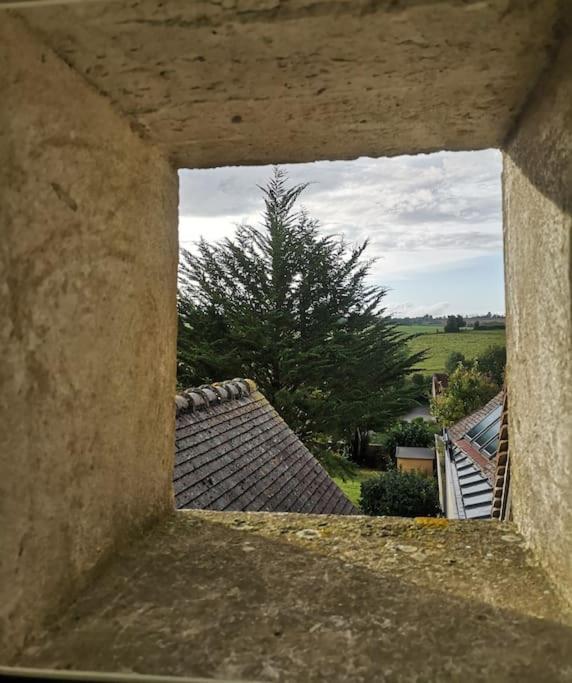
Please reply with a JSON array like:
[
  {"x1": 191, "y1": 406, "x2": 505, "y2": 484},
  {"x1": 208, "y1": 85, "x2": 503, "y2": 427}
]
[
  {"x1": 2, "y1": 0, "x2": 572, "y2": 672},
  {"x1": 503, "y1": 32, "x2": 572, "y2": 609},
  {"x1": 0, "y1": 16, "x2": 179, "y2": 659},
  {"x1": 15, "y1": 511, "x2": 572, "y2": 681},
  {"x1": 14, "y1": 0, "x2": 561, "y2": 168}
]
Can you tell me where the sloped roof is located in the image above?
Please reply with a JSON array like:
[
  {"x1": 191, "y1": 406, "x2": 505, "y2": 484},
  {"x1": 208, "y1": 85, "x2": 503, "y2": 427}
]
[
  {"x1": 396, "y1": 447, "x2": 435, "y2": 461},
  {"x1": 446, "y1": 391, "x2": 504, "y2": 520},
  {"x1": 174, "y1": 379, "x2": 357, "y2": 515},
  {"x1": 449, "y1": 392, "x2": 504, "y2": 443},
  {"x1": 448, "y1": 447, "x2": 494, "y2": 520}
]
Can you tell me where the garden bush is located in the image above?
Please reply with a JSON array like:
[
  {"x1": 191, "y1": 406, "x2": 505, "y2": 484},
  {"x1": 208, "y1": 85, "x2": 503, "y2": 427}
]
[
  {"x1": 445, "y1": 350, "x2": 467, "y2": 374},
  {"x1": 475, "y1": 345, "x2": 506, "y2": 386},
  {"x1": 376, "y1": 418, "x2": 438, "y2": 458},
  {"x1": 410, "y1": 372, "x2": 431, "y2": 400},
  {"x1": 360, "y1": 469, "x2": 440, "y2": 517},
  {"x1": 431, "y1": 364, "x2": 498, "y2": 426}
]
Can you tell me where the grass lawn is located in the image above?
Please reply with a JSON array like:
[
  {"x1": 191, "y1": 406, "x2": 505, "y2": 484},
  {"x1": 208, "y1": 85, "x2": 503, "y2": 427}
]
[
  {"x1": 334, "y1": 468, "x2": 380, "y2": 509},
  {"x1": 396, "y1": 325, "x2": 506, "y2": 375}
]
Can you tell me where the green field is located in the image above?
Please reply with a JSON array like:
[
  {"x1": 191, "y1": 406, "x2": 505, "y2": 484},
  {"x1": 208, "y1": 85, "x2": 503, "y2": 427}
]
[
  {"x1": 333, "y1": 468, "x2": 379, "y2": 509},
  {"x1": 397, "y1": 325, "x2": 506, "y2": 375}
]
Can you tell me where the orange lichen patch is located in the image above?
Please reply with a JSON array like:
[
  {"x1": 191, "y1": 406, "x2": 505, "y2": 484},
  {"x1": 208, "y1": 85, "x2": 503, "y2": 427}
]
[{"x1": 414, "y1": 517, "x2": 449, "y2": 527}]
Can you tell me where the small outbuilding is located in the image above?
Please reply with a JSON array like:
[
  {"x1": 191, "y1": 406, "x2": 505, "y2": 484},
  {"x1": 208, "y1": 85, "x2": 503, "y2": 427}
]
[{"x1": 396, "y1": 446, "x2": 435, "y2": 477}]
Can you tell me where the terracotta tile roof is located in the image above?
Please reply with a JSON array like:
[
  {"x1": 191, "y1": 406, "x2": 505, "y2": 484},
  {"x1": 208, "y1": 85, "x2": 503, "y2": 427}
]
[{"x1": 174, "y1": 379, "x2": 357, "y2": 515}]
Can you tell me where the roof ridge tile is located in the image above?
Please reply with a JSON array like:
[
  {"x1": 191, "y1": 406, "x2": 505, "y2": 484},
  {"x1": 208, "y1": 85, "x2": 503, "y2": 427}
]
[
  {"x1": 173, "y1": 379, "x2": 356, "y2": 515},
  {"x1": 175, "y1": 378, "x2": 256, "y2": 415}
]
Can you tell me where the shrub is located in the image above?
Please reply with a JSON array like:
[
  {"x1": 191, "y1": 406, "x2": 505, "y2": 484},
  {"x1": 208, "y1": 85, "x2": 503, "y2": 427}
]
[
  {"x1": 475, "y1": 345, "x2": 506, "y2": 386},
  {"x1": 444, "y1": 315, "x2": 465, "y2": 333},
  {"x1": 445, "y1": 351, "x2": 467, "y2": 375},
  {"x1": 443, "y1": 346, "x2": 505, "y2": 388},
  {"x1": 409, "y1": 372, "x2": 430, "y2": 400},
  {"x1": 360, "y1": 469, "x2": 440, "y2": 517},
  {"x1": 365, "y1": 443, "x2": 394, "y2": 471},
  {"x1": 474, "y1": 322, "x2": 506, "y2": 330},
  {"x1": 431, "y1": 364, "x2": 498, "y2": 427},
  {"x1": 377, "y1": 418, "x2": 438, "y2": 458},
  {"x1": 308, "y1": 435, "x2": 357, "y2": 480}
]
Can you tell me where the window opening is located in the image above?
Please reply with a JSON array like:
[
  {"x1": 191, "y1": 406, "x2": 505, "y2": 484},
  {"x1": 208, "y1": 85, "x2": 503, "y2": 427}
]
[{"x1": 177, "y1": 151, "x2": 505, "y2": 518}]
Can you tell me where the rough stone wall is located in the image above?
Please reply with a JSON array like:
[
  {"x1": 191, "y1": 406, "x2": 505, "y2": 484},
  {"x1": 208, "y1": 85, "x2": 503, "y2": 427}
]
[
  {"x1": 15, "y1": 0, "x2": 560, "y2": 167},
  {"x1": 503, "y1": 34, "x2": 572, "y2": 607},
  {"x1": 0, "y1": 17, "x2": 179, "y2": 658}
]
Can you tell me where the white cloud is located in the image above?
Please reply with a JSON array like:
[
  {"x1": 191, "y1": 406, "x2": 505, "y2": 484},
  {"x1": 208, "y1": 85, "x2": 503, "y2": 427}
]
[
  {"x1": 388, "y1": 301, "x2": 451, "y2": 317},
  {"x1": 178, "y1": 149, "x2": 503, "y2": 284}
]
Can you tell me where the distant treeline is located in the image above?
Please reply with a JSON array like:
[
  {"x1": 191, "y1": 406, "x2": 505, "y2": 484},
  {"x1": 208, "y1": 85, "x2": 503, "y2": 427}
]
[
  {"x1": 472, "y1": 322, "x2": 506, "y2": 330},
  {"x1": 393, "y1": 313, "x2": 505, "y2": 327}
]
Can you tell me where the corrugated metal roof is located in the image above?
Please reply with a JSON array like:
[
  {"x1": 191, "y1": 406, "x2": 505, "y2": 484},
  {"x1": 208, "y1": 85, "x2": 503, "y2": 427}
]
[{"x1": 173, "y1": 379, "x2": 357, "y2": 515}]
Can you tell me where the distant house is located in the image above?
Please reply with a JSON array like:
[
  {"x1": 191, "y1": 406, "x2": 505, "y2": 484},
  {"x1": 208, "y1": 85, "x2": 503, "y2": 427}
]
[
  {"x1": 431, "y1": 373, "x2": 449, "y2": 399},
  {"x1": 436, "y1": 391, "x2": 506, "y2": 520},
  {"x1": 396, "y1": 446, "x2": 435, "y2": 477},
  {"x1": 174, "y1": 379, "x2": 357, "y2": 515}
]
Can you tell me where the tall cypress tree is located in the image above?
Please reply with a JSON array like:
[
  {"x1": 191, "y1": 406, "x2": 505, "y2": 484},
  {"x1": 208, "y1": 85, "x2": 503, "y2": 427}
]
[{"x1": 178, "y1": 168, "x2": 424, "y2": 467}]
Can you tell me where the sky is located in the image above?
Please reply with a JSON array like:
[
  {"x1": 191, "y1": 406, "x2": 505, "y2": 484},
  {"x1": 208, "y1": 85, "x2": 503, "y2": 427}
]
[{"x1": 178, "y1": 150, "x2": 504, "y2": 317}]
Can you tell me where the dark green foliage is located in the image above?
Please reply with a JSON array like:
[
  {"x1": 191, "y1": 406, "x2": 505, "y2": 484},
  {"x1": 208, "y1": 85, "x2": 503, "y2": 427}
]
[
  {"x1": 445, "y1": 351, "x2": 467, "y2": 374},
  {"x1": 309, "y1": 440, "x2": 358, "y2": 480},
  {"x1": 475, "y1": 345, "x2": 506, "y2": 385},
  {"x1": 350, "y1": 427, "x2": 371, "y2": 467},
  {"x1": 177, "y1": 168, "x2": 424, "y2": 473},
  {"x1": 444, "y1": 315, "x2": 465, "y2": 333},
  {"x1": 360, "y1": 469, "x2": 440, "y2": 517},
  {"x1": 473, "y1": 322, "x2": 506, "y2": 330},
  {"x1": 376, "y1": 418, "x2": 438, "y2": 458},
  {"x1": 364, "y1": 443, "x2": 394, "y2": 471},
  {"x1": 409, "y1": 372, "x2": 430, "y2": 400},
  {"x1": 442, "y1": 345, "x2": 506, "y2": 387},
  {"x1": 444, "y1": 316, "x2": 456, "y2": 333},
  {"x1": 431, "y1": 364, "x2": 499, "y2": 426}
]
